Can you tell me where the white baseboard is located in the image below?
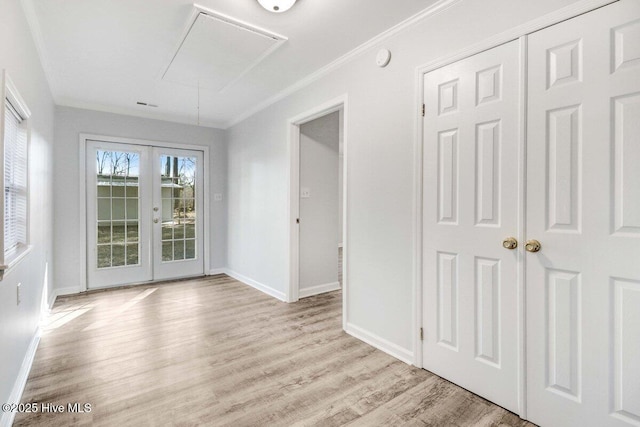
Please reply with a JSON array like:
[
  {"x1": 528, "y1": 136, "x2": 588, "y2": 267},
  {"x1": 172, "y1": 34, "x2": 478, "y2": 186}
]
[
  {"x1": 299, "y1": 281, "x2": 341, "y2": 298},
  {"x1": 345, "y1": 322, "x2": 414, "y2": 365},
  {"x1": 55, "y1": 286, "x2": 84, "y2": 297},
  {"x1": 208, "y1": 268, "x2": 226, "y2": 275},
  {"x1": 224, "y1": 269, "x2": 287, "y2": 302},
  {"x1": 0, "y1": 328, "x2": 41, "y2": 427},
  {"x1": 47, "y1": 289, "x2": 58, "y2": 310}
]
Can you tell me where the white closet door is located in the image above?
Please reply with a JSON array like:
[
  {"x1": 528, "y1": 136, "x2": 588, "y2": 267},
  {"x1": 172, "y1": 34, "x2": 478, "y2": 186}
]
[
  {"x1": 422, "y1": 40, "x2": 521, "y2": 413},
  {"x1": 526, "y1": 1, "x2": 640, "y2": 426}
]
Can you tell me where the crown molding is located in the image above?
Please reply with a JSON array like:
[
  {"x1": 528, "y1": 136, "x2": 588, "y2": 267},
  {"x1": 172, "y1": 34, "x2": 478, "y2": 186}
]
[
  {"x1": 57, "y1": 98, "x2": 226, "y2": 130},
  {"x1": 223, "y1": 0, "x2": 462, "y2": 129}
]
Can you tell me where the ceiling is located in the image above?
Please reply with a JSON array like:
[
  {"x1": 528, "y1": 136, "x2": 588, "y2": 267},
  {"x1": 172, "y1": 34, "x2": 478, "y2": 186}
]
[{"x1": 25, "y1": 0, "x2": 441, "y2": 128}]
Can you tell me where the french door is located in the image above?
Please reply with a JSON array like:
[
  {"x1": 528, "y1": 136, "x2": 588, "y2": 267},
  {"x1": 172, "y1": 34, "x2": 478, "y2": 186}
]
[{"x1": 86, "y1": 140, "x2": 204, "y2": 289}]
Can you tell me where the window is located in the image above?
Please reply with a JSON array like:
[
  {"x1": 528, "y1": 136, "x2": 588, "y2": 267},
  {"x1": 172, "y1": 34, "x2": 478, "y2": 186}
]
[{"x1": 1, "y1": 71, "x2": 31, "y2": 276}]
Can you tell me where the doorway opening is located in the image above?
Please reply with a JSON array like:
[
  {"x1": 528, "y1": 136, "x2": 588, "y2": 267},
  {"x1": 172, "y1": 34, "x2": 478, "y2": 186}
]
[
  {"x1": 288, "y1": 95, "x2": 348, "y2": 326},
  {"x1": 80, "y1": 135, "x2": 210, "y2": 291}
]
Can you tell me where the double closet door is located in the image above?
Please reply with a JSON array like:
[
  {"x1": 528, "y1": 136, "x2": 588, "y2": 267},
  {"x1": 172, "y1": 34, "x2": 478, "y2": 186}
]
[
  {"x1": 86, "y1": 140, "x2": 205, "y2": 289},
  {"x1": 422, "y1": 1, "x2": 640, "y2": 425}
]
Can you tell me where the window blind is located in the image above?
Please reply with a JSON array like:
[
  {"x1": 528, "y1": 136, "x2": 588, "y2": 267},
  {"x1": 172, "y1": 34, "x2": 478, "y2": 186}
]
[{"x1": 4, "y1": 100, "x2": 27, "y2": 257}]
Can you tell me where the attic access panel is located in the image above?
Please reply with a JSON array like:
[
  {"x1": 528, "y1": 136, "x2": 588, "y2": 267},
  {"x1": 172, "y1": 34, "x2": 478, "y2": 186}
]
[{"x1": 162, "y1": 5, "x2": 287, "y2": 92}]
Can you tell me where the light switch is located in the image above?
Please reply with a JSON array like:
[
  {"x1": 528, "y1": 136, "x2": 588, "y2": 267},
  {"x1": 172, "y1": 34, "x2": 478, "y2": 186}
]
[
  {"x1": 214, "y1": 193, "x2": 223, "y2": 202},
  {"x1": 301, "y1": 188, "x2": 311, "y2": 198}
]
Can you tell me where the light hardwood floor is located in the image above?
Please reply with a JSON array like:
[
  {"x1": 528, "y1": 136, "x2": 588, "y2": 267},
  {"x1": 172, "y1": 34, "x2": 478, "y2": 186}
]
[{"x1": 14, "y1": 275, "x2": 533, "y2": 426}]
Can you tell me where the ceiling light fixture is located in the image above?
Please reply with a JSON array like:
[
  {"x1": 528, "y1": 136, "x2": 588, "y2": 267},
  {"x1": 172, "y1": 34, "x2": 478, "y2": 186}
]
[{"x1": 257, "y1": 0, "x2": 297, "y2": 13}]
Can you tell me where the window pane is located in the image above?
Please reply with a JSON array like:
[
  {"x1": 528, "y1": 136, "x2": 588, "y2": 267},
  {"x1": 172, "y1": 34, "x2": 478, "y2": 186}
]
[
  {"x1": 97, "y1": 245, "x2": 111, "y2": 268},
  {"x1": 126, "y1": 223, "x2": 138, "y2": 242},
  {"x1": 97, "y1": 199, "x2": 111, "y2": 220},
  {"x1": 112, "y1": 244, "x2": 125, "y2": 267},
  {"x1": 97, "y1": 186, "x2": 110, "y2": 197},
  {"x1": 97, "y1": 222, "x2": 111, "y2": 244},
  {"x1": 162, "y1": 225, "x2": 173, "y2": 240},
  {"x1": 162, "y1": 241, "x2": 173, "y2": 262},
  {"x1": 174, "y1": 225, "x2": 185, "y2": 239},
  {"x1": 112, "y1": 225, "x2": 125, "y2": 244},
  {"x1": 185, "y1": 223, "x2": 195, "y2": 239},
  {"x1": 112, "y1": 198, "x2": 125, "y2": 220},
  {"x1": 185, "y1": 240, "x2": 195, "y2": 260},
  {"x1": 125, "y1": 184, "x2": 138, "y2": 197},
  {"x1": 173, "y1": 240, "x2": 184, "y2": 260},
  {"x1": 112, "y1": 186, "x2": 125, "y2": 197},
  {"x1": 126, "y1": 198, "x2": 138, "y2": 220},
  {"x1": 126, "y1": 243, "x2": 138, "y2": 265}
]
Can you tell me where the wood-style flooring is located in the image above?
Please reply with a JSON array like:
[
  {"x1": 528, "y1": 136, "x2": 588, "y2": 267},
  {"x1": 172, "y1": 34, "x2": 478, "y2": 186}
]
[{"x1": 14, "y1": 275, "x2": 533, "y2": 426}]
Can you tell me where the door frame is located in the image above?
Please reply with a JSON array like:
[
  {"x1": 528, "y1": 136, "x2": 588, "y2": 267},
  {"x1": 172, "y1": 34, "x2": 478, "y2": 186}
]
[
  {"x1": 79, "y1": 133, "x2": 211, "y2": 292},
  {"x1": 287, "y1": 94, "x2": 348, "y2": 323},
  {"x1": 413, "y1": 0, "x2": 617, "y2": 418}
]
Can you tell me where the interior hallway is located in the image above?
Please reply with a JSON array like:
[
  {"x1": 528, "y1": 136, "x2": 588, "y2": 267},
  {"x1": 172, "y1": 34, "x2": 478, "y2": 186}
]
[{"x1": 15, "y1": 275, "x2": 532, "y2": 426}]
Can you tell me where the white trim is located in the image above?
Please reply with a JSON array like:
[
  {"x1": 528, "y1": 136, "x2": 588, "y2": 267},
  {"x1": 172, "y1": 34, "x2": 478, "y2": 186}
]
[
  {"x1": 208, "y1": 268, "x2": 226, "y2": 275},
  {"x1": 225, "y1": 0, "x2": 461, "y2": 128},
  {"x1": 287, "y1": 95, "x2": 348, "y2": 331},
  {"x1": 516, "y1": 35, "x2": 529, "y2": 420},
  {"x1": 78, "y1": 133, "x2": 211, "y2": 291},
  {"x1": 1, "y1": 71, "x2": 32, "y2": 280},
  {"x1": 4, "y1": 73, "x2": 32, "y2": 119},
  {"x1": 0, "y1": 328, "x2": 41, "y2": 427},
  {"x1": 224, "y1": 269, "x2": 287, "y2": 302},
  {"x1": 57, "y1": 99, "x2": 227, "y2": 130},
  {"x1": 412, "y1": 63, "x2": 424, "y2": 368},
  {"x1": 298, "y1": 281, "x2": 341, "y2": 299},
  {"x1": 413, "y1": 0, "x2": 617, "y2": 416},
  {"x1": 55, "y1": 286, "x2": 85, "y2": 297},
  {"x1": 48, "y1": 288, "x2": 59, "y2": 309},
  {"x1": 345, "y1": 322, "x2": 414, "y2": 365},
  {"x1": 1, "y1": 246, "x2": 33, "y2": 280}
]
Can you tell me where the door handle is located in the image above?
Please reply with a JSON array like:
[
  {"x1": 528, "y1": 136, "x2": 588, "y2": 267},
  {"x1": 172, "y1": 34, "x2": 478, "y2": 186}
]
[
  {"x1": 525, "y1": 239, "x2": 541, "y2": 253},
  {"x1": 502, "y1": 237, "x2": 518, "y2": 250}
]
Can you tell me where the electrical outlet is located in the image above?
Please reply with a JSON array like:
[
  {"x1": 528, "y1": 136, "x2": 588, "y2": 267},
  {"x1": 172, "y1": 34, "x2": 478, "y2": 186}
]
[
  {"x1": 17, "y1": 283, "x2": 21, "y2": 305},
  {"x1": 214, "y1": 193, "x2": 223, "y2": 202},
  {"x1": 301, "y1": 188, "x2": 311, "y2": 198}
]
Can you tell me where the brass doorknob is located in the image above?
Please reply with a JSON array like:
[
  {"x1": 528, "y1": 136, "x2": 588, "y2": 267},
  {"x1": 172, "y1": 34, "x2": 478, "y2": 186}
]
[
  {"x1": 525, "y1": 239, "x2": 541, "y2": 252},
  {"x1": 502, "y1": 237, "x2": 518, "y2": 250}
]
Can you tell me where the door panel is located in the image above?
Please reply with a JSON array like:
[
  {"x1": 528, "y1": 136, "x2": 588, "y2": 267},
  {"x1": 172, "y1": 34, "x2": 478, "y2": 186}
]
[
  {"x1": 422, "y1": 40, "x2": 521, "y2": 413},
  {"x1": 87, "y1": 141, "x2": 152, "y2": 288},
  {"x1": 152, "y1": 147, "x2": 204, "y2": 281},
  {"x1": 526, "y1": 1, "x2": 640, "y2": 426}
]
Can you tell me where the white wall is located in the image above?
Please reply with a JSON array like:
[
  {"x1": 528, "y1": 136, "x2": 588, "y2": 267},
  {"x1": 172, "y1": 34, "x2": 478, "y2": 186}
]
[
  {"x1": 54, "y1": 106, "x2": 227, "y2": 294},
  {"x1": 0, "y1": 0, "x2": 55, "y2": 420},
  {"x1": 299, "y1": 111, "x2": 339, "y2": 294},
  {"x1": 226, "y1": 0, "x2": 581, "y2": 360}
]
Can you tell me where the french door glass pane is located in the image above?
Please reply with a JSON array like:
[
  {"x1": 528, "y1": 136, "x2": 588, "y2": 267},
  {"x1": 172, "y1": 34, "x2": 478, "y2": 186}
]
[
  {"x1": 96, "y1": 150, "x2": 140, "y2": 268},
  {"x1": 160, "y1": 154, "x2": 197, "y2": 262}
]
